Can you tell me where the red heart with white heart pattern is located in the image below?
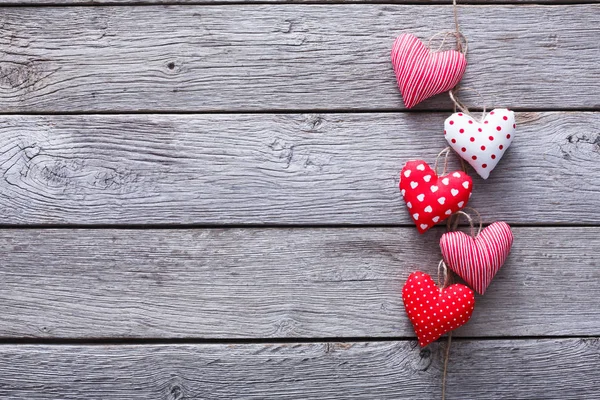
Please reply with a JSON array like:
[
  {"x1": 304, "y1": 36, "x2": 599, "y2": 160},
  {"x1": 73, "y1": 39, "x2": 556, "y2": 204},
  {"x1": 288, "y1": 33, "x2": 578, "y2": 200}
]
[
  {"x1": 440, "y1": 221, "x2": 514, "y2": 295},
  {"x1": 444, "y1": 109, "x2": 515, "y2": 179},
  {"x1": 391, "y1": 33, "x2": 467, "y2": 109},
  {"x1": 399, "y1": 160, "x2": 473, "y2": 233},
  {"x1": 402, "y1": 271, "x2": 475, "y2": 347}
]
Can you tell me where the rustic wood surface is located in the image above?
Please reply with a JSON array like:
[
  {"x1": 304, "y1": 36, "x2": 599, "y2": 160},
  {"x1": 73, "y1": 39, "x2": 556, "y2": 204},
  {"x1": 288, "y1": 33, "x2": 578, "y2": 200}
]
[
  {"x1": 0, "y1": 5, "x2": 599, "y2": 112},
  {"x1": 0, "y1": 339, "x2": 598, "y2": 399},
  {"x1": 1, "y1": 227, "x2": 598, "y2": 339},
  {"x1": 1, "y1": 112, "x2": 598, "y2": 225},
  {"x1": 0, "y1": 0, "x2": 599, "y2": 398},
  {"x1": 2, "y1": 0, "x2": 595, "y2": 3}
]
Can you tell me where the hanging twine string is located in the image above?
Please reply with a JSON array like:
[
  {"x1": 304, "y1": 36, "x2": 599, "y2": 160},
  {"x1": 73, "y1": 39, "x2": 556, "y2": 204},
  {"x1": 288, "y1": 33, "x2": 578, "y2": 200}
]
[
  {"x1": 441, "y1": 332, "x2": 453, "y2": 400},
  {"x1": 450, "y1": 208, "x2": 482, "y2": 238},
  {"x1": 427, "y1": 31, "x2": 468, "y2": 56},
  {"x1": 434, "y1": 147, "x2": 452, "y2": 177},
  {"x1": 437, "y1": 259, "x2": 450, "y2": 290},
  {"x1": 427, "y1": 0, "x2": 468, "y2": 56},
  {"x1": 438, "y1": 3, "x2": 478, "y2": 399},
  {"x1": 434, "y1": 145, "x2": 468, "y2": 176},
  {"x1": 436, "y1": 257, "x2": 452, "y2": 400},
  {"x1": 440, "y1": 206, "x2": 481, "y2": 400},
  {"x1": 436, "y1": 258, "x2": 452, "y2": 400},
  {"x1": 447, "y1": 0, "x2": 486, "y2": 151},
  {"x1": 452, "y1": 0, "x2": 466, "y2": 55},
  {"x1": 427, "y1": 31, "x2": 452, "y2": 52},
  {"x1": 439, "y1": 256, "x2": 452, "y2": 400},
  {"x1": 449, "y1": 87, "x2": 487, "y2": 123}
]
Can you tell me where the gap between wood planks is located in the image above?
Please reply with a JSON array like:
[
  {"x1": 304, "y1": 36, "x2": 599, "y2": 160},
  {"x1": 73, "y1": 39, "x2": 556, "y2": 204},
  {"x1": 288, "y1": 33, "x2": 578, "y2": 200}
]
[
  {"x1": 1, "y1": 1, "x2": 599, "y2": 6},
  {"x1": 0, "y1": 335, "x2": 597, "y2": 346},
  {"x1": 0, "y1": 108, "x2": 599, "y2": 116},
  {"x1": 0, "y1": 223, "x2": 598, "y2": 229}
]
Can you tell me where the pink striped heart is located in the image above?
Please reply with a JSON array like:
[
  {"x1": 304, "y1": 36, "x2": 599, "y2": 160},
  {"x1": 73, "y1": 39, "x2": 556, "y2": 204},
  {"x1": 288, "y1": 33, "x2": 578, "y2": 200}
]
[
  {"x1": 440, "y1": 221, "x2": 513, "y2": 295},
  {"x1": 391, "y1": 33, "x2": 467, "y2": 109}
]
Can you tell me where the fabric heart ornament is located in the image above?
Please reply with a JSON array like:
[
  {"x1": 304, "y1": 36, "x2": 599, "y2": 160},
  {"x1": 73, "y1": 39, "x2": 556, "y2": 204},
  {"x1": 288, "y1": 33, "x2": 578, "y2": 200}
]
[
  {"x1": 391, "y1": 33, "x2": 467, "y2": 109},
  {"x1": 444, "y1": 109, "x2": 515, "y2": 179},
  {"x1": 440, "y1": 221, "x2": 514, "y2": 295},
  {"x1": 399, "y1": 160, "x2": 472, "y2": 233},
  {"x1": 402, "y1": 271, "x2": 475, "y2": 347}
]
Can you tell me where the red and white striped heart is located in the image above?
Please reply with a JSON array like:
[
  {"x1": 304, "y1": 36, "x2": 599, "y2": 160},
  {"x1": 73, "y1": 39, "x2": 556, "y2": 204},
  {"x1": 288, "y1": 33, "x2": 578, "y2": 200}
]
[
  {"x1": 440, "y1": 221, "x2": 514, "y2": 295},
  {"x1": 399, "y1": 160, "x2": 473, "y2": 234},
  {"x1": 402, "y1": 271, "x2": 475, "y2": 347},
  {"x1": 391, "y1": 33, "x2": 467, "y2": 109},
  {"x1": 444, "y1": 109, "x2": 515, "y2": 179}
]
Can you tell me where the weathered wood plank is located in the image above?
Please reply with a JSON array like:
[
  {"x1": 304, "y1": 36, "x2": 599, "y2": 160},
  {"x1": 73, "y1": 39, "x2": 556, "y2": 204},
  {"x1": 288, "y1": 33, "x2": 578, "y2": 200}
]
[
  {"x1": 0, "y1": 339, "x2": 597, "y2": 399},
  {"x1": 0, "y1": 112, "x2": 598, "y2": 225},
  {"x1": 1, "y1": 227, "x2": 598, "y2": 338},
  {"x1": 0, "y1": 5, "x2": 598, "y2": 112},
  {"x1": 2, "y1": 0, "x2": 596, "y2": 4}
]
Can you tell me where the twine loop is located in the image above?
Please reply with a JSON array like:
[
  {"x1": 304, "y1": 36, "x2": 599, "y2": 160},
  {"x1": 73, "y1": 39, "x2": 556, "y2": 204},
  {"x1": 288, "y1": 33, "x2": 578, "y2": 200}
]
[
  {"x1": 427, "y1": 31, "x2": 468, "y2": 57},
  {"x1": 437, "y1": 259, "x2": 450, "y2": 290},
  {"x1": 449, "y1": 87, "x2": 487, "y2": 123},
  {"x1": 434, "y1": 146, "x2": 468, "y2": 175},
  {"x1": 448, "y1": 207, "x2": 482, "y2": 239},
  {"x1": 434, "y1": 147, "x2": 453, "y2": 177}
]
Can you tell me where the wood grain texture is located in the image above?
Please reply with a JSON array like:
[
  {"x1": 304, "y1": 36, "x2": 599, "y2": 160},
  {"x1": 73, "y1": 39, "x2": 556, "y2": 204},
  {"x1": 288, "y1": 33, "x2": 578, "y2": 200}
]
[
  {"x1": 1, "y1": 227, "x2": 598, "y2": 339},
  {"x1": 0, "y1": 5, "x2": 599, "y2": 112},
  {"x1": 0, "y1": 112, "x2": 598, "y2": 225},
  {"x1": 0, "y1": 339, "x2": 598, "y2": 399},
  {"x1": 2, "y1": 0, "x2": 596, "y2": 4}
]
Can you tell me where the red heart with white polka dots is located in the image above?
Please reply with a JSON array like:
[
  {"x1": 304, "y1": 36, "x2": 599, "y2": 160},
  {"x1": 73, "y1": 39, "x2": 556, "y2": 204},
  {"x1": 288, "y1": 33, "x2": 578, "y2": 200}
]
[
  {"x1": 399, "y1": 160, "x2": 473, "y2": 233},
  {"x1": 402, "y1": 271, "x2": 475, "y2": 347},
  {"x1": 440, "y1": 221, "x2": 514, "y2": 295},
  {"x1": 391, "y1": 33, "x2": 467, "y2": 109},
  {"x1": 444, "y1": 109, "x2": 515, "y2": 179}
]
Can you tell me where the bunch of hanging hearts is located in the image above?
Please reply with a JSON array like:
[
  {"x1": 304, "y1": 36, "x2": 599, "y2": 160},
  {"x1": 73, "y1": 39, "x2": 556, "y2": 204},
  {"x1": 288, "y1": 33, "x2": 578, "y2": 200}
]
[{"x1": 392, "y1": 33, "x2": 516, "y2": 347}]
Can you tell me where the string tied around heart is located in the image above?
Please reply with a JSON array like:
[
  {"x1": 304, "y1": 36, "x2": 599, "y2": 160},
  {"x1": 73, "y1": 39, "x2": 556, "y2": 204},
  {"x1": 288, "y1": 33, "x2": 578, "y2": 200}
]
[
  {"x1": 434, "y1": 7, "x2": 478, "y2": 396},
  {"x1": 434, "y1": 147, "x2": 452, "y2": 176},
  {"x1": 439, "y1": 205, "x2": 484, "y2": 400},
  {"x1": 452, "y1": 0, "x2": 465, "y2": 54},
  {"x1": 427, "y1": 31, "x2": 468, "y2": 57},
  {"x1": 437, "y1": 259, "x2": 450, "y2": 291},
  {"x1": 427, "y1": 0, "x2": 468, "y2": 57},
  {"x1": 436, "y1": 208, "x2": 482, "y2": 294},
  {"x1": 448, "y1": 207, "x2": 482, "y2": 238},
  {"x1": 437, "y1": 258, "x2": 454, "y2": 400},
  {"x1": 439, "y1": 210, "x2": 482, "y2": 400},
  {"x1": 449, "y1": 87, "x2": 488, "y2": 123},
  {"x1": 435, "y1": 146, "x2": 468, "y2": 175}
]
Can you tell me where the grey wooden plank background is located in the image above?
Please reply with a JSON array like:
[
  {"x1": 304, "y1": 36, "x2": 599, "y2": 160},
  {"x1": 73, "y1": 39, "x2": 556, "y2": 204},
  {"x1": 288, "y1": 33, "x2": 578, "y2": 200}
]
[
  {"x1": 1, "y1": 112, "x2": 598, "y2": 225},
  {"x1": 0, "y1": 5, "x2": 599, "y2": 112},
  {"x1": 0, "y1": 339, "x2": 598, "y2": 399},
  {"x1": 1, "y1": 227, "x2": 598, "y2": 338},
  {"x1": 2, "y1": 0, "x2": 597, "y2": 4},
  {"x1": 0, "y1": 1, "x2": 599, "y2": 398}
]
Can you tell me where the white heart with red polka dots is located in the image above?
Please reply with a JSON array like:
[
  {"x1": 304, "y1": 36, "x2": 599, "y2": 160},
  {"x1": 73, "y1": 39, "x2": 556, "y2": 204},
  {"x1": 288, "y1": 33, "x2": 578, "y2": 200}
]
[{"x1": 444, "y1": 108, "x2": 515, "y2": 179}]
